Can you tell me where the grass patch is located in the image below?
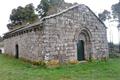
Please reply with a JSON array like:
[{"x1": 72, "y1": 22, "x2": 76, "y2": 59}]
[{"x1": 0, "y1": 54, "x2": 120, "y2": 80}]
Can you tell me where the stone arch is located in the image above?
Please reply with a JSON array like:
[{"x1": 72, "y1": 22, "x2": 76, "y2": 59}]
[
  {"x1": 75, "y1": 27, "x2": 93, "y2": 60},
  {"x1": 75, "y1": 27, "x2": 92, "y2": 42}
]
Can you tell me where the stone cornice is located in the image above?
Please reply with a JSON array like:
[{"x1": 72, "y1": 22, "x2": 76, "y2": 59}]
[{"x1": 4, "y1": 21, "x2": 43, "y2": 39}]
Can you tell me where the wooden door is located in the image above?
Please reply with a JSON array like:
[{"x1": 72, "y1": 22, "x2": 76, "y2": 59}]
[{"x1": 77, "y1": 40, "x2": 85, "y2": 61}]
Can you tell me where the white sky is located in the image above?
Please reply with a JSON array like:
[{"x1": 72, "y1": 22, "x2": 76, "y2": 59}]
[{"x1": 0, "y1": 0, "x2": 119, "y2": 44}]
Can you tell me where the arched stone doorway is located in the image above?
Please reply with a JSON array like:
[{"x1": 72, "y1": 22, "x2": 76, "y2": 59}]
[
  {"x1": 76, "y1": 28, "x2": 92, "y2": 61},
  {"x1": 15, "y1": 44, "x2": 19, "y2": 59}
]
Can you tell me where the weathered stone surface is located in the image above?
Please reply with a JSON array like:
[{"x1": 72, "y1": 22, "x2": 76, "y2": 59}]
[{"x1": 3, "y1": 3, "x2": 108, "y2": 63}]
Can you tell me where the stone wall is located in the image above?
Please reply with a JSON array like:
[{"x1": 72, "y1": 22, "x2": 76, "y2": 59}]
[
  {"x1": 42, "y1": 4, "x2": 108, "y2": 62},
  {"x1": 0, "y1": 42, "x2": 3, "y2": 47},
  {"x1": 4, "y1": 30, "x2": 44, "y2": 62}
]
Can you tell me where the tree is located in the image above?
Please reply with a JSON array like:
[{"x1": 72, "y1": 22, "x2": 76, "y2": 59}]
[
  {"x1": 36, "y1": 0, "x2": 64, "y2": 18},
  {"x1": 0, "y1": 36, "x2": 3, "y2": 42},
  {"x1": 112, "y1": 1, "x2": 120, "y2": 52},
  {"x1": 36, "y1": 0, "x2": 50, "y2": 18},
  {"x1": 98, "y1": 10, "x2": 113, "y2": 52},
  {"x1": 24, "y1": 4, "x2": 38, "y2": 23},
  {"x1": 98, "y1": 10, "x2": 111, "y2": 22},
  {"x1": 10, "y1": 6, "x2": 24, "y2": 24},
  {"x1": 49, "y1": 0, "x2": 64, "y2": 6},
  {"x1": 9, "y1": 3, "x2": 38, "y2": 26},
  {"x1": 112, "y1": 1, "x2": 120, "y2": 28}
]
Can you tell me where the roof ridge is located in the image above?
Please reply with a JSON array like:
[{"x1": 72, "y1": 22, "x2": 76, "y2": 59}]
[
  {"x1": 41, "y1": 4, "x2": 85, "y2": 20},
  {"x1": 41, "y1": 4, "x2": 106, "y2": 28}
]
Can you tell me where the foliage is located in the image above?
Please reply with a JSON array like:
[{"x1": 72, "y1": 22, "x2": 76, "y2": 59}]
[
  {"x1": 109, "y1": 52, "x2": 120, "y2": 58},
  {"x1": 36, "y1": 0, "x2": 50, "y2": 18},
  {"x1": 24, "y1": 4, "x2": 38, "y2": 23},
  {"x1": 112, "y1": 2, "x2": 120, "y2": 19},
  {"x1": 68, "y1": 59, "x2": 79, "y2": 64},
  {"x1": 46, "y1": 60, "x2": 60, "y2": 68},
  {"x1": 98, "y1": 10, "x2": 111, "y2": 21},
  {"x1": 8, "y1": 3, "x2": 38, "y2": 28},
  {"x1": 112, "y1": 1, "x2": 120, "y2": 28},
  {"x1": 8, "y1": 0, "x2": 65, "y2": 28},
  {"x1": 49, "y1": 0, "x2": 64, "y2": 6},
  {"x1": 1, "y1": 54, "x2": 120, "y2": 80},
  {"x1": 36, "y1": 0, "x2": 64, "y2": 18}
]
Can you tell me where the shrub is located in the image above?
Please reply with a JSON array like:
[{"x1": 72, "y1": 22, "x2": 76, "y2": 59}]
[
  {"x1": 109, "y1": 53, "x2": 120, "y2": 58},
  {"x1": 46, "y1": 60, "x2": 60, "y2": 68},
  {"x1": 69, "y1": 59, "x2": 79, "y2": 64},
  {"x1": 32, "y1": 61, "x2": 46, "y2": 66}
]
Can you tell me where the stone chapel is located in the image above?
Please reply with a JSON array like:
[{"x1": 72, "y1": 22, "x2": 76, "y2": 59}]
[{"x1": 3, "y1": 2, "x2": 108, "y2": 63}]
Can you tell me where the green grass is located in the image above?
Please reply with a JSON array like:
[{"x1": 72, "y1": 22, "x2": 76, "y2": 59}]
[{"x1": 0, "y1": 54, "x2": 120, "y2": 80}]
